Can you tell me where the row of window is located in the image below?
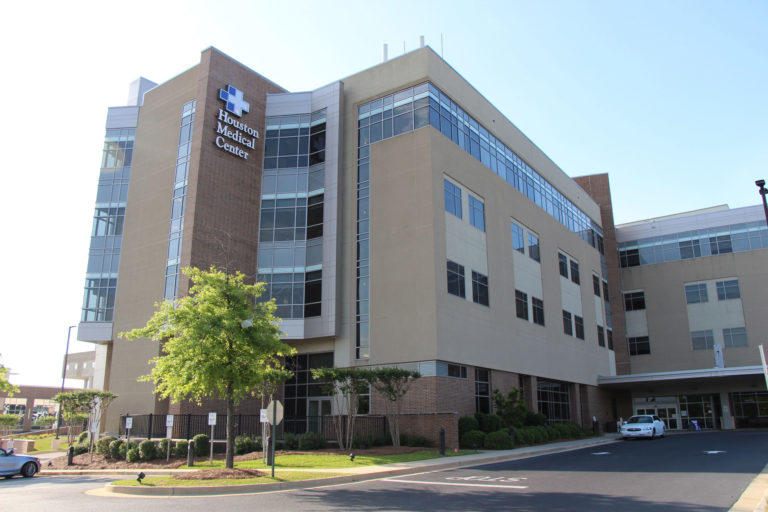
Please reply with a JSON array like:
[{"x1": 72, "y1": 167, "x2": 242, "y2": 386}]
[
  {"x1": 623, "y1": 279, "x2": 742, "y2": 312},
  {"x1": 558, "y1": 252, "x2": 580, "y2": 284},
  {"x1": 515, "y1": 290, "x2": 545, "y2": 326},
  {"x1": 628, "y1": 326, "x2": 749, "y2": 357},
  {"x1": 511, "y1": 220, "x2": 540, "y2": 262},
  {"x1": 447, "y1": 260, "x2": 489, "y2": 306},
  {"x1": 443, "y1": 179, "x2": 486, "y2": 231},
  {"x1": 562, "y1": 311, "x2": 585, "y2": 339},
  {"x1": 618, "y1": 221, "x2": 768, "y2": 268}
]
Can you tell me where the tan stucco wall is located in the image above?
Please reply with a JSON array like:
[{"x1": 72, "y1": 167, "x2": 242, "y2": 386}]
[{"x1": 620, "y1": 249, "x2": 768, "y2": 373}]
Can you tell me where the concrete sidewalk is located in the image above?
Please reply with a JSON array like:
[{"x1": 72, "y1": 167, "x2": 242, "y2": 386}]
[{"x1": 89, "y1": 434, "x2": 620, "y2": 496}]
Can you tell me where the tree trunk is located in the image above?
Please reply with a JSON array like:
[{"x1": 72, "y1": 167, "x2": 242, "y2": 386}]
[{"x1": 225, "y1": 397, "x2": 235, "y2": 469}]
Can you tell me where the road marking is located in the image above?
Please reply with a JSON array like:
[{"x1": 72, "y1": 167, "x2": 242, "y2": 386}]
[
  {"x1": 703, "y1": 450, "x2": 726, "y2": 455},
  {"x1": 446, "y1": 475, "x2": 527, "y2": 482},
  {"x1": 382, "y1": 478, "x2": 528, "y2": 489},
  {"x1": 592, "y1": 451, "x2": 611, "y2": 455}
]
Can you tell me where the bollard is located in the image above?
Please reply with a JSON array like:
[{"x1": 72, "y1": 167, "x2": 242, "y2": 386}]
[
  {"x1": 592, "y1": 419, "x2": 600, "y2": 435},
  {"x1": 439, "y1": 428, "x2": 446, "y2": 456},
  {"x1": 66, "y1": 446, "x2": 74, "y2": 466},
  {"x1": 187, "y1": 440, "x2": 194, "y2": 467}
]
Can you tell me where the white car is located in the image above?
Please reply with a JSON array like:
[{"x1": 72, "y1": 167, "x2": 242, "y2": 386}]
[{"x1": 620, "y1": 415, "x2": 665, "y2": 440}]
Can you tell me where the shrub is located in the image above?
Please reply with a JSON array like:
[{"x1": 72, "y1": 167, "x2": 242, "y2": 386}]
[
  {"x1": 138, "y1": 439, "x2": 158, "y2": 460},
  {"x1": 460, "y1": 429, "x2": 486, "y2": 449},
  {"x1": 283, "y1": 432, "x2": 299, "y2": 450},
  {"x1": 77, "y1": 431, "x2": 89, "y2": 444},
  {"x1": 158, "y1": 438, "x2": 174, "y2": 457},
  {"x1": 126, "y1": 447, "x2": 140, "y2": 463},
  {"x1": 485, "y1": 430, "x2": 513, "y2": 450},
  {"x1": 192, "y1": 434, "x2": 209, "y2": 456},
  {"x1": 109, "y1": 439, "x2": 123, "y2": 459},
  {"x1": 475, "y1": 413, "x2": 503, "y2": 433},
  {"x1": 97, "y1": 436, "x2": 117, "y2": 457},
  {"x1": 174, "y1": 439, "x2": 188, "y2": 458},
  {"x1": 458, "y1": 416, "x2": 480, "y2": 438},
  {"x1": 72, "y1": 443, "x2": 89, "y2": 455},
  {"x1": 352, "y1": 434, "x2": 389, "y2": 449},
  {"x1": 524, "y1": 411, "x2": 547, "y2": 426},
  {"x1": 492, "y1": 388, "x2": 528, "y2": 428},
  {"x1": 235, "y1": 435, "x2": 259, "y2": 455},
  {"x1": 298, "y1": 432, "x2": 327, "y2": 450},
  {"x1": 400, "y1": 433, "x2": 433, "y2": 447}
]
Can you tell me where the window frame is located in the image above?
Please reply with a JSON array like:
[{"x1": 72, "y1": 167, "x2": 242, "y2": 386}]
[
  {"x1": 532, "y1": 297, "x2": 545, "y2": 326},
  {"x1": 623, "y1": 291, "x2": 646, "y2": 311},
  {"x1": 574, "y1": 315, "x2": 585, "y2": 340},
  {"x1": 515, "y1": 290, "x2": 529, "y2": 320},
  {"x1": 562, "y1": 310, "x2": 573, "y2": 336},
  {"x1": 447, "y1": 259, "x2": 466, "y2": 298}
]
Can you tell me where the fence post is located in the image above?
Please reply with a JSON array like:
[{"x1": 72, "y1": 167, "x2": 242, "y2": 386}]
[
  {"x1": 147, "y1": 413, "x2": 153, "y2": 440},
  {"x1": 238, "y1": 414, "x2": 242, "y2": 436},
  {"x1": 186, "y1": 414, "x2": 191, "y2": 440}
]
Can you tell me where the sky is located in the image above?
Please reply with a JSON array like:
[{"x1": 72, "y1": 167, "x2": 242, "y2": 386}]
[{"x1": 0, "y1": 0, "x2": 765, "y2": 387}]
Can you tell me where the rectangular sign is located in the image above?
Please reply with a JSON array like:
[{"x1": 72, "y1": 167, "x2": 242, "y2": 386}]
[
  {"x1": 208, "y1": 412, "x2": 217, "y2": 426},
  {"x1": 125, "y1": 417, "x2": 133, "y2": 429},
  {"x1": 260, "y1": 409, "x2": 268, "y2": 423},
  {"x1": 166, "y1": 414, "x2": 174, "y2": 427}
]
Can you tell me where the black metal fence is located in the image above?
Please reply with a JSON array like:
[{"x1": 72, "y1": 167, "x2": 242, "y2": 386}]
[{"x1": 118, "y1": 413, "x2": 386, "y2": 442}]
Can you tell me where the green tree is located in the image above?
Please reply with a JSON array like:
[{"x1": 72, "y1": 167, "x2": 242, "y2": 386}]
[
  {"x1": 369, "y1": 368, "x2": 420, "y2": 448},
  {"x1": 0, "y1": 355, "x2": 19, "y2": 397},
  {"x1": 53, "y1": 390, "x2": 117, "y2": 447},
  {"x1": 122, "y1": 266, "x2": 294, "y2": 469},
  {"x1": 491, "y1": 387, "x2": 528, "y2": 428},
  {"x1": 0, "y1": 414, "x2": 21, "y2": 435},
  {"x1": 311, "y1": 367, "x2": 371, "y2": 450}
]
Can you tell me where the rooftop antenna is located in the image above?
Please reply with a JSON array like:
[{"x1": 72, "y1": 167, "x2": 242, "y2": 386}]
[
  {"x1": 419, "y1": 35, "x2": 425, "y2": 48},
  {"x1": 382, "y1": 43, "x2": 388, "y2": 62}
]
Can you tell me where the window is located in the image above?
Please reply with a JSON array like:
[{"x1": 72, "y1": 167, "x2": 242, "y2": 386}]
[
  {"x1": 723, "y1": 327, "x2": 748, "y2": 348},
  {"x1": 469, "y1": 195, "x2": 485, "y2": 231},
  {"x1": 574, "y1": 315, "x2": 585, "y2": 340},
  {"x1": 284, "y1": 352, "x2": 334, "y2": 419},
  {"x1": 532, "y1": 297, "x2": 545, "y2": 326},
  {"x1": 592, "y1": 275, "x2": 601, "y2": 297},
  {"x1": 684, "y1": 283, "x2": 708, "y2": 304},
  {"x1": 709, "y1": 235, "x2": 733, "y2": 255},
  {"x1": 447, "y1": 260, "x2": 465, "y2": 298},
  {"x1": 472, "y1": 271, "x2": 489, "y2": 306},
  {"x1": 570, "y1": 260, "x2": 580, "y2": 285},
  {"x1": 558, "y1": 253, "x2": 568, "y2": 278},
  {"x1": 475, "y1": 369, "x2": 491, "y2": 413},
  {"x1": 597, "y1": 326, "x2": 605, "y2": 347},
  {"x1": 528, "y1": 233, "x2": 540, "y2": 262},
  {"x1": 357, "y1": 384, "x2": 371, "y2": 414},
  {"x1": 619, "y1": 248, "x2": 640, "y2": 268},
  {"x1": 602, "y1": 281, "x2": 610, "y2": 302},
  {"x1": 511, "y1": 221, "x2": 525, "y2": 254},
  {"x1": 628, "y1": 336, "x2": 650, "y2": 355},
  {"x1": 607, "y1": 329, "x2": 614, "y2": 350},
  {"x1": 444, "y1": 179, "x2": 462, "y2": 219},
  {"x1": 679, "y1": 239, "x2": 702, "y2": 259},
  {"x1": 623, "y1": 291, "x2": 646, "y2": 311},
  {"x1": 716, "y1": 280, "x2": 740, "y2": 300},
  {"x1": 515, "y1": 290, "x2": 529, "y2": 320},
  {"x1": 691, "y1": 330, "x2": 715, "y2": 350},
  {"x1": 447, "y1": 363, "x2": 468, "y2": 379},
  {"x1": 537, "y1": 379, "x2": 570, "y2": 423},
  {"x1": 562, "y1": 310, "x2": 573, "y2": 336}
]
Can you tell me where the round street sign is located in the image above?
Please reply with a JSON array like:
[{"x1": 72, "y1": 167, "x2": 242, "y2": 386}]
[{"x1": 266, "y1": 400, "x2": 284, "y2": 425}]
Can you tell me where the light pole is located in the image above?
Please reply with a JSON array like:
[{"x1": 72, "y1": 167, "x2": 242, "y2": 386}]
[
  {"x1": 757, "y1": 180, "x2": 768, "y2": 229},
  {"x1": 55, "y1": 325, "x2": 77, "y2": 439}
]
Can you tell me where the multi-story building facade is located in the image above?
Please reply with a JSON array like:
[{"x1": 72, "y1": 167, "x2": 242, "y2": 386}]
[{"x1": 76, "y1": 45, "x2": 766, "y2": 439}]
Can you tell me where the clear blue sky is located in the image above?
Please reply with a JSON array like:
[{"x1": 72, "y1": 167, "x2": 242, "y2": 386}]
[{"x1": 0, "y1": 0, "x2": 765, "y2": 386}]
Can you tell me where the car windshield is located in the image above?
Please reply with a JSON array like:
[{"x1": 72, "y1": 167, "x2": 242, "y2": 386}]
[{"x1": 626, "y1": 416, "x2": 653, "y2": 424}]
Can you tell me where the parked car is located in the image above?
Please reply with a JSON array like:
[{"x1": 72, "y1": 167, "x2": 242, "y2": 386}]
[
  {"x1": 620, "y1": 415, "x2": 665, "y2": 440},
  {"x1": 0, "y1": 448, "x2": 40, "y2": 478}
]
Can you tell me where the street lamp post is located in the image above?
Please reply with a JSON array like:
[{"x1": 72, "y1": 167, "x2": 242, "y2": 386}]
[
  {"x1": 756, "y1": 180, "x2": 768, "y2": 229},
  {"x1": 55, "y1": 325, "x2": 77, "y2": 439}
]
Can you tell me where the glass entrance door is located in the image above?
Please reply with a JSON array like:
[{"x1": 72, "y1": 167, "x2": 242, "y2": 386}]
[
  {"x1": 307, "y1": 399, "x2": 331, "y2": 434},
  {"x1": 657, "y1": 407, "x2": 680, "y2": 430}
]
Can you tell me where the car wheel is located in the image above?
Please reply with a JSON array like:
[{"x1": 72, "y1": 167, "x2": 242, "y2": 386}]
[{"x1": 21, "y1": 462, "x2": 37, "y2": 478}]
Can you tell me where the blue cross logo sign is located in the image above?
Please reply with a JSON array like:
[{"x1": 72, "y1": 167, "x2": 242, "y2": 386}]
[{"x1": 219, "y1": 84, "x2": 250, "y2": 117}]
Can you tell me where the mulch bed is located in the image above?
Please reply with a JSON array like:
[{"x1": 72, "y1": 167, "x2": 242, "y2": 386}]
[
  {"x1": 172, "y1": 468, "x2": 265, "y2": 480},
  {"x1": 44, "y1": 445, "x2": 428, "y2": 471}
]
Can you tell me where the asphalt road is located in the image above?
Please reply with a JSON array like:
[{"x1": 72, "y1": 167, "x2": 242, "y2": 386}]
[{"x1": 2, "y1": 431, "x2": 766, "y2": 512}]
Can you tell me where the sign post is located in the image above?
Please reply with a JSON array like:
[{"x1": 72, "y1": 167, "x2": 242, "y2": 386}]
[
  {"x1": 165, "y1": 415, "x2": 174, "y2": 461},
  {"x1": 125, "y1": 416, "x2": 133, "y2": 461},
  {"x1": 208, "y1": 412, "x2": 217, "y2": 464},
  {"x1": 266, "y1": 400, "x2": 283, "y2": 478}
]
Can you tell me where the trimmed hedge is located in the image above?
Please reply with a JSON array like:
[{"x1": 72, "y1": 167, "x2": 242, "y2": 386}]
[
  {"x1": 174, "y1": 439, "x2": 188, "y2": 458},
  {"x1": 235, "y1": 435, "x2": 260, "y2": 455},
  {"x1": 192, "y1": 434, "x2": 209, "y2": 456},
  {"x1": 460, "y1": 429, "x2": 486, "y2": 449},
  {"x1": 475, "y1": 413, "x2": 504, "y2": 433},
  {"x1": 485, "y1": 429, "x2": 513, "y2": 450},
  {"x1": 97, "y1": 436, "x2": 117, "y2": 458},
  {"x1": 109, "y1": 439, "x2": 123, "y2": 460},
  {"x1": 126, "y1": 447, "x2": 140, "y2": 463},
  {"x1": 158, "y1": 438, "x2": 174, "y2": 457},
  {"x1": 138, "y1": 439, "x2": 158, "y2": 460},
  {"x1": 298, "y1": 432, "x2": 326, "y2": 450},
  {"x1": 458, "y1": 416, "x2": 480, "y2": 438},
  {"x1": 284, "y1": 432, "x2": 299, "y2": 450},
  {"x1": 400, "y1": 433, "x2": 433, "y2": 447},
  {"x1": 352, "y1": 434, "x2": 390, "y2": 449},
  {"x1": 77, "y1": 431, "x2": 88, "y2": 443},
  {"x1": 72, "y1": 443, "x2": 89, "y2": 456}
]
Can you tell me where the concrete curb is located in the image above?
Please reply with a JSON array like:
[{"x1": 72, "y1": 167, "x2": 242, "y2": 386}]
[
  {"x1": 729, "y1": 461, "x2": 768, "y2": 512},
  {"x1": 102, "y1": 436, "x2": 617, "y2": 497}
]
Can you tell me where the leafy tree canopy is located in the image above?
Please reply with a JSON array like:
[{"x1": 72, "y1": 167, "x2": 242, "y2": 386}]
[{"x1": 0, "y1": 355, "x2": 19, "y2": 397}]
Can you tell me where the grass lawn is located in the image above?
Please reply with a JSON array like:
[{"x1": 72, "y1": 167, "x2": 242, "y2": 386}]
[
  {"x1": 112, "y1": 471, "x2": 345, "y2": 487},
  {"x1": 180, "y1": 449, "x2": 470, "y2": 470},
  {"x1": 20, "y1": 434, "x2": 69, "y2": 453}
]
